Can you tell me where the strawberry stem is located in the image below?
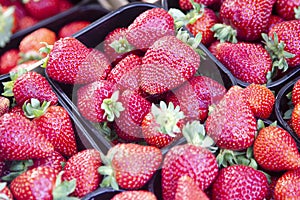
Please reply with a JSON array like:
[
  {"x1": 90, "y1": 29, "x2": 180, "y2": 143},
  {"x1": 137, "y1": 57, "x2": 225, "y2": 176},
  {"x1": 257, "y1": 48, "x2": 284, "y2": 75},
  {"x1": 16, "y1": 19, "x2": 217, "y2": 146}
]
[
  {"x1": 109, "y1": 37, "x2": 133, "y2": 54},
  {"x1": 1, "y1": 160, "x2": 33, "y2": 182},
  {"x1": 0, "y1": 6, "x2": 14, "y2": 48},
  {"x1": 22, "y1": 98, "x2": 50, "y2": 118},
  {"x1": 211, "y1": 23, "x2": 238, "y2": 43},
  {"x1": 101, "y1": 91, "x2": 124, "y2": 122},
  {"x1": 52, "y1": 171, "x2": 79, "y2": 200}
]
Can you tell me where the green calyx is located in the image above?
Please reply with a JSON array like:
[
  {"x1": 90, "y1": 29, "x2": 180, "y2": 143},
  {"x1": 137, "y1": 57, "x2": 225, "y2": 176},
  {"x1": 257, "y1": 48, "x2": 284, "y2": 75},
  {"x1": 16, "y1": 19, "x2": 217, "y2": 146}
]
[
  {"x1": 295, "y1": 6, "x2": 300, "y2": 19},
  {"x1": 109, "y1": 36, "x2": 133, "y2": 54},
  {"x1": 2, "y1": 68, "x2": 28, "y2": 97},
  {"x1": 1, "y1": 160, "x2": 33, "y2": 182},
  {"x1": 182, "y1": 120, "x2": 217, "y2": 152},
  {"x1": 98, "y1": 152, "x2": 119, "y2": 190},
  {"x1": 22, "y1": 98, "x2": 50, "y2": 119},
  {"x1": 0, "y1": 6, "x2": 14, "y2": 48},
  {"x1": 211, "y1": 23, "x2": 238, "y2": 43},
  {"x1": 262, "y1": 33, "x2": 295, "y2": 82},
  {"x1": 52, "y1": 171, "x2": 79, "y2": 200},
  {"x1": 152, "y1": 101, "x2": 185, "y2": 137},
  {"x1": 0, "y1": 182, "x2": 9, "y2": 200},
  {"x1": 18, "y1": 52, "x2": 42, "y2": 65},
  {"x1": 101, "y1": 91, "x2": 124, "y2": 122}
]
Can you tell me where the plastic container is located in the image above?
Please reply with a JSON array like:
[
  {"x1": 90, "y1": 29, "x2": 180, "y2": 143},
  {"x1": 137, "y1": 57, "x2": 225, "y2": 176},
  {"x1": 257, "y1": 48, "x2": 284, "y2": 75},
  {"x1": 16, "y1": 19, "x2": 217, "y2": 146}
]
[
  {"x1": 0, "y1": 4, "x2": 109, "y2": 57},
  {"x1": 275, "y1": 78, "x2": 300, "y2": 148}
]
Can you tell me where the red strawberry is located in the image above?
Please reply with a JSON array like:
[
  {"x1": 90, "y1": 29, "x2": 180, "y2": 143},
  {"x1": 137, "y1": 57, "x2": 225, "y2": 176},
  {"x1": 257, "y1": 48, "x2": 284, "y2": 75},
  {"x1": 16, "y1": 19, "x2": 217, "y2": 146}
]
[
  {"x1": 264, "y1": 15, "x2": 284, "y2": 33},
  {"x1": 23, "y1": 0, "x2": 60, "y2": 20},
  {"x1": 254, "y1": 126, "x2": 300, "y2": 171},
  {"x1": 179, "y1": 0, "x2": 219, "y2": 10},
  {"x1": 265, "y1": 176, "x2": 279, "y2": 200},
  {"x1": 46, "y1": 37, "x2": 111, "y2": 85},
  {"x1": 113, "y1": 89, "x2": 151, "y2": 142},
  {"x1": 2, "y1": 70, "x2": 58, "y2": 106},
  {"x1": 0, "y1": 49, "x2": 20, "y2": 74},
  {"x1": 275, "y1": 0, "x2": 300, "y2": 20},
  {"x1": 0, "y1": 6, "x2": 17, "y2": 47},
  {"x1": 99, "y1": 143, "x2": 162, "y2": 190},
  {"x1": 112, "y1": 191, "x2": 157, "y2": 200},
  {"x1": 107, "y1": 54, "x2": 142, "y2": 91},
  {"x1": 162, "y1": 121, "x2": 218, "y2": 200},
  {"x1": 140, "y1": 30, "x2": 201, "y2": 94},
  {"x1": 30, "y1": 151, "x2": 66, "y2": 173},
  {"x1": 18, "y1": 16, "x2": 38, "y2": 31},
  {"x1": 292, "y1": 79, "x2": 300, "y2": 105},
  {"x1": 214, "y1": 42, "x2": 272, "y2": 84},
  {"x1": 77, "y1": 80, "x2": 121, "y2": 123},
  {"x1": 62, "y1": 149, "x2": 102, "y2": 197},
  {"x1": 206, "y1": 86, "x2": 257, "y2": 150},
  {"x1": 8, "y1": 105, "x2": 24, "y2": 116},
  {"x1": 126, "y1": 8, "x2": 175, "y2": 50},
  {"x1": 291, "y1": 103, "x2": 300, "y2": 137},
  {"x1": 0, "y1": 182, "x2": 13, "y2": 200},
  {"x1": 175, "y1": 175, "x2": 209, "y2": 200},
  {"x1": 243, "y1": 84, "x2": 275, "y2": 119},
  {"x1": 0, "y1": 96, "x2": 9, "y2": 117},
  {"x1": 142, "y1": 101, "x2": 185, "y2": 148},
  {"x1": 59, "y1": 0, "x2": 73, "y2": 12},
  {"x1": 165, "y1": 76, "x2": 226, "y2": 123},
  {"x1": 0, "y1": 113, "x2": 54, "y2": 160},
  {"x1": 23, "y1": 99, "x2": 77, "y2": 157},
  {"x1": 58, "y1": 21, "x2": 91, "y2": 38},
  {"x1": 212, "y1": 165, "x2": 268, "y2": 200},
  {"x1": 274, "y1": 168, "x2": 300, "y2": 199},
  {"x1": 9, "y1": 60, "x2": 37, "y2": 73}
]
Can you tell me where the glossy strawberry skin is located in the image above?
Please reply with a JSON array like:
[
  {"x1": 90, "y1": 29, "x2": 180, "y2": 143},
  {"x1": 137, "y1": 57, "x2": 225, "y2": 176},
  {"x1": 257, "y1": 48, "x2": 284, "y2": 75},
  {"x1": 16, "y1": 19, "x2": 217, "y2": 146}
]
[
  {"x1": 32, "y1": 106, "x2": 77, "y2": 157},
  {"x1": 291, "y1": 103, "x2": 300, "y2": 137},
  {"x1": 275, "y1": 168, "x2": 300, "y2": 199},
  {"x1": 0, "y1": 96, "x2": 9, "y2": 117},
  {"x1": 292, "y1": 79, "x2": 300, "y2": 105},
  {"x1": 275, "y1": 0, "x2": 300, "y2": 20},
  {"x1": 24, "y1": 0, "x2": 60, "y2": 20},
  {"x1": 0, "y1": 49, "x2": 20, "y2": 74},
  {"x1": 269, "y1": 20, "x2": 300, "y2": 67},
  {"x1": 215, "y1": 42, "x2": 272, "y2": 84},
  {"x1": 29, "y1": 151, "x2": 66, "y2": 173},
  {"x1": 179, "y1": 0, "x2": 219, "y2": 10},
  {"x1": 13, "y1": 71, "x2": 58, "y2": 106},
  {"x1": 126, "y1": 8, "x2": 175, "y2": 50},
  {"x1": 18, "y1": 16, "x2": 38, "y2": 31},
  {"x1": 140, "y1": 35, "x2": 200, "y2": 94},
  {"x1": 212, "y1": 165, "x2": 268, "y2": 200},
  {"x1": 58, "y1": 21, "x2": 90, "y2": 38},
  {"x1": 62, "y1": 149, "x2": 102, "y2": 198},
  {"x1": 254, "y1": 126, "x2": 300, "y2": 171},
  {"x1": 10, "y1": 166, "x2": 57, "y2": 200},
  {"x1": 264, "y1": 15, "x2": 284, "y2": 33},
  {"x1": 162, "y1": 145, "x2": 218, "y2": 200},
  {"x1": 0, "y1": 113, "x2": 54, "y2": 160},
  {"x1": 112, "y1": 191, "x2": 157, "y2": 200}
]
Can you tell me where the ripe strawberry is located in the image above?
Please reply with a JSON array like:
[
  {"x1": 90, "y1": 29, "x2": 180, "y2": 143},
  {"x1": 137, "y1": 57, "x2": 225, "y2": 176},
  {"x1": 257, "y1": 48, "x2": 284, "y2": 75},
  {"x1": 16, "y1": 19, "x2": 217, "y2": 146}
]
[
  {"x1": 2, "y1": 70, "x2": 58, "y2": 106},
  {"x1": 175, "y1": 175, "x2": 209, "y2": 200},
  {"x1": 0, "y1": 113, "x2": 54, "y2": 160},
  {"x1": 275, "y1": 0, "x2": 300, "y2": 20},
  {"x1": 206, "y1": 86, "x2": 257, "y2": 150},
  {"x1": 264, "y1": 15, "x2": 284, "y2": 33},
  {"x1": 162, "y1": 121, "x2": 218, "y2": 200},
  {"x1": 8, "y1": 105, "x2": 24, "y2": 117},
  {"x1": 0, "y1": 96, "x2": 9, "y2": 116},
  {"x1": 140, "y1": 30, "x2": 201, "y2": 94},
  {"x1": 62, "y1": 149, "x2": 102, "y2": 197},
  {"x1": 126, "y1": 8, "x2": 175, "y2": 50},
  {"x1": 179, "y1": 0, "x2": 219, "y2": 10},
  {"x1": 77, "y1": 80, "x2": 122, "y2": 123},
  {"x1": 291, "y1": 103, "x2": 300, "y2": 137},
  {"x1": 112, "y1": 191, "x2": 157, "y2": 200},
  {"x1": 113, "y1": 89, "x2": 151, "y2": 142},
  {"x1": 23, "y1": 0, "x2": 60, "y2": 20},
  {"x1": 212, "y1": 165, "x2": 268, "y2": 200},
  {"x1": 0, "y1": 6, "x2": 17, "y2": 47},
  {"x1": 0, "y1": 49, "x2": 20, "y2": 74},
  {"x1": 46, "y1": 37, "x2": 111, "y2": 85},
  {"x1": 9, "y1": 60, "x2": 36, "y2": 73},
  {"x1": 23, "y1": 99, "x2": 77, "y2": 157},
  {"x1": 99, "y1": 143, "x2": 162, "y2": 190},
  {"x1": 274, "y1": 168, "x2": 300, "y2": 199},
  {"x1": 243, "y1": 84, "x2": 275, "y2": 119},
  {"x1": 254, "y1": 126, "x2": 300, "y2": 171},
  {"x1": 58, "y1": 21, "x2": 91, "y2": 38},
  {"x1": 30, "y1": 151, "x2": 66, "y2": 173},
  {"x1": 59, "y1": 0, "x2": 73, "y2": 12},
  {"x1": 107, "y1": 54, "x2": 142, "y2": 91},
  {"x1": 213, "y1": 42, "x2": 272, "y2": 84},
  {"x1": 0, "y1": 182, "x2": 13, "y2": 200},
  {"x1": 18, "y1": 16, "x2": 38, "y2": 30},
  {"x1": 292, "y1": 79, "x2": 300, "y2": 105},
  {"x1": 165, "y1": 76, "x2": 226, "y2": 123},
  {"x1": 142, "y1": 101, "x2": 185, "y2": 148}
]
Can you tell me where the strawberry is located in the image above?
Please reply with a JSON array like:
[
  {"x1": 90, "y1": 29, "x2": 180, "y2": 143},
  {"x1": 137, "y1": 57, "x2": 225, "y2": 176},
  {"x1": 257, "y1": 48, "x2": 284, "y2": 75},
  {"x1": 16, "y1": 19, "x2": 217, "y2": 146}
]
[
  {"x1": 106, "y1": 54, "x2": 142, "y2": 91},
  {"x1": 0, "y1": 49, "x2": 20, "y2": 74},
  {"x1": 0, "y1": 113, "x2": 54, "y2": 160},
  {"x1": 0, "y1": 6, "x2": 17, "y2": 47},
  {"x1": 175, "y1": 175, "x2": 209, "y2": 200},
  {"x1": 46, "y1": 37, "x2": 111, "y2": 85},
  {"x1": 212, "y1": 0, "x2": 275, "y2": 42},
  {"x1": 179, "y1": 0, "x2": 219, "y2": 10},
  {"x1": 23, "y1": 99, "x2": 77, "y2": 157},
  {"x1": 99, "y1": 143, "x2": 162, "y2": 190},
  {"x1": 165, "y1": 76, "x2": 226, "y2": 123},
  {"x1": 112, "y1": 191, "x2": 157, "y2": 200},
  {"x1": 18, "y1": 16, "x2": 38, "y2": 30},
  {"x1": 243, "y1": 84, "x2": 275, "y2": 119},
  {"x1": 265, "y1": 176, "x2": 279, "y2": 200},
  {"x1": 140, "y1": 29, "x2": 201, "y2": 94},
  {"x1": 113, "y1": 89, "x2": 151, "y2": 142},
  {"x1": 142, "y1": 101, "x2": 185, "y2": 148},
  {"x1": 76, "y1": 80, "x2": 123, "y2": 123},
  {"x1": 274, "y1": 168, "x2": 300, "y2": 199},
  {"x1": 0, "y1": 96, "x2": 9, "y2": 116},
  {"x1": 2, "y1": 70, "x2": 58, "y2": 106},
  {"x1": 264, "y1": 15, "x2": 284, "y2": 33},
  {"x1": 8, "y1": 105, "x2": 25, "y2": 117},
  {"x1": 0, "y1": 161, "x2": 5, "y2": 176},
  {"x1": 62, "y1": 149, "x2": 102, "y2": 197},
  {"x1": 213, "y1": 42, "x2": 272, "y2": 84},
  {"x1": 9, "y1": 60, "x2": 36, "y2": 73},
  {"x1": 58, "y1": 21, "x2": 91, "y2": 38},
  {"x1": 206, "y1": 86, "x2": 257, "y2": 150},
  {"x1": 30, "y1": 151, "x2": 66, "y2": 173},
  {"x1": 292, "y1": 79, "x2": 300, "y2": 105},
  {"x1": 275, "y1": 0, "x2": 300, "y2": 20},
  {"x1": 212, "y1": 165, "x2": 268, "y2": 200},
  {"x1": 0, "y1": 182, "x2": 13, "y2": 200},
  {"x1": 59, "y1": 0, "x2": 73, "y2": 12},
  {"x1": 162, "y1": 121, "x2": 218, "y2": 200},
  {"x1": 254, "y1": 126, "x2": 300, "y2": 171},
  {"x1": 291, "y1": 102, "x2": 300, "y2": 137},
  {"x1": 23, "y1": 0, "x2": 60, "y2": 20},
  {"x1": 126, "y1": 8, "x2": 175, "y2": 50}
]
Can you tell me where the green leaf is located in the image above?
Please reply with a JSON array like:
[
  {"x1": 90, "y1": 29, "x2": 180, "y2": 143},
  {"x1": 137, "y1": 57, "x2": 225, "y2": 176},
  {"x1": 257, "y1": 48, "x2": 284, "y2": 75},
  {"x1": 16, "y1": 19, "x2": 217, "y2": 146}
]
[
  {"x1": 53, "y1": 179, "x2": 78, "y2": 200},
  {"x1": 211, "y1": 23, "x2": 237, "y2": 43},
  {"x1": 101, "y1": 91, "x2": 124, "y2": 122},
  {"x1": 257, "y1": 119, "x2": 265, "y2": 131},
  {"x1": 295, "y1": 6, "x2": 300, "y2": 19},
  {"x1": 0, "y1": 183, "x2": 6, "y2": 191},
  {"x1": 0, "y1": 193, "x2": 9, "y2": 200},
  {"x1": 109, "y1": 37, "x2": 133, "y2": 54},
  {"x1": 283, "y1": 109, "x2": 293, "y2": 120}
]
